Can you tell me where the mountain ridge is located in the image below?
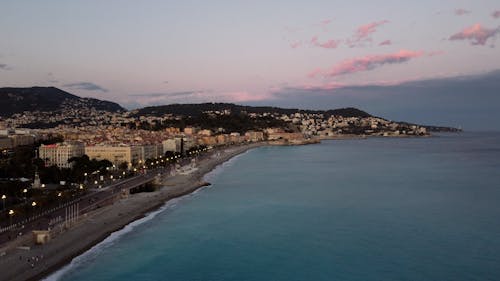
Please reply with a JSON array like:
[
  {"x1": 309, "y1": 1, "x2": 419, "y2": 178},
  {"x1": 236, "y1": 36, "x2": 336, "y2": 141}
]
[
  {"x1": 0, "y1": 86, "x2": 125, "y2": 117},
  {"x1": 132, "y1": 102, "x2": 372, "y2": 118}
]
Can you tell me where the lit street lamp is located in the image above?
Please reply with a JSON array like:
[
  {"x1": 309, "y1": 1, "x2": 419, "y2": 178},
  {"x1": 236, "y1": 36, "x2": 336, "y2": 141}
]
[
  {"x1": 1, "y1": 194, "x2": 5, "y2": 210},
  {"x1": 57, "y1": 192, "x2": 62, "y2": 206},
  {"x1": 32, "y1": 201, "x2": 37, "y2": 217},
  {"x1": 22, "y1": 188, "x2": 28, "y2": 203},
  {"x1": 8, "y1": 209, "x2": 14, "y2": 225}
]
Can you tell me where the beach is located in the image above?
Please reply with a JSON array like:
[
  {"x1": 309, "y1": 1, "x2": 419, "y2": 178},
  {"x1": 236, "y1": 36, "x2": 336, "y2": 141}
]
[{"x1": 0, "y1": 143, "x2": 263, "y2": 281}]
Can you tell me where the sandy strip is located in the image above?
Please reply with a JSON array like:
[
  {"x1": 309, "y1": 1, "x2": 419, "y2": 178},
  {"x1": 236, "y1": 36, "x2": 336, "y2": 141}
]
[{"x1": 0, "y1": 143, "x2": 263, "y2": 281}]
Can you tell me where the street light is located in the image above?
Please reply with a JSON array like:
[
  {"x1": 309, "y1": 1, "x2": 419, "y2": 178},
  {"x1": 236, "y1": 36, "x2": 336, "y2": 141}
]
[
  {"x1": 1, "y1": 194, "x2": 5, "y2": 210},
  {"x1": 8, "y1": 209, "x2": 14, "y2": 225},
  {"x1": 57, "y1": 192, "x2": 62, "y2": 206},
  {"x1": 22, "y1": 188, "x2": 28, "y2": 203},
  {"x1": 31, "y1": 201, "x2": 37, "y2": 218}
]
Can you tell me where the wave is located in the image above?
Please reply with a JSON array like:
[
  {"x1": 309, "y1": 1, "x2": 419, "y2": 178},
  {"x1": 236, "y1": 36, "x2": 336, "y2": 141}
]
[
  {"x1": 44, "y1": 148, "x2": 253, "y2": 280},
  {"x1": 42, "y1": 197, "x2": 184, "y2": 281},
  {"x1": 203, "y1": 149, "x2": 250, "y2": 183}
]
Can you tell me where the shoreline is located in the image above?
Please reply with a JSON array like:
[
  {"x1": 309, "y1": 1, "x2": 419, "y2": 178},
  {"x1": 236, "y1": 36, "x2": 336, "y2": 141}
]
[{"x1": 0, "y1": 142, "x2": 264, "y2": 281}]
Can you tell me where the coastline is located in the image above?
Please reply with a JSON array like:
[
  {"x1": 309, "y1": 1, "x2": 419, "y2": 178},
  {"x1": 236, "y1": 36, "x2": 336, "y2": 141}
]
[{"x1": 0, "y1": 142, "x2": 263, "y2": 281}]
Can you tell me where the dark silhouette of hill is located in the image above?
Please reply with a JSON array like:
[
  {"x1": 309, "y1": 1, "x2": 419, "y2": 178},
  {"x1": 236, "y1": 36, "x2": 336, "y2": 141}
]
[
  {"x1": 0, "y1": 87, "x2": 125, "y2": 117},
  {"x1": 133, "y1": 103, "x2": 371, "y2": 118}
]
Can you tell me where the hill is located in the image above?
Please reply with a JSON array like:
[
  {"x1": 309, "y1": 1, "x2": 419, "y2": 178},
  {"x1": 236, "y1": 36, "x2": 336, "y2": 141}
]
[
  {"x1": 132, "y1": 103, "x2": 371, "y2": 118},
  {"x1": 0, "y1": 87, "x2": 125, "y2": 117}
]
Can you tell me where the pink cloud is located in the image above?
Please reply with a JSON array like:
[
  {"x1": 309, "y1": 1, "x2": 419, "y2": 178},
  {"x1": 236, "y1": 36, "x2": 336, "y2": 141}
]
[
  {"x1": 290, "y1": 41, "x2": 302, "y2": 49},
  {"x1": 307, "y1": 68, "x2": 324, "y2": 78},
  {"x1": 318, "y1": 39, "x2": 340, "y2": 49},
  {"x1": 356, "y1": 20, "x2": 389, "y2": 39},
  {"x1": 309, "y1": 49, "x2": 425, "y2": 78},
  {"x1": 427, "y1": 50, "x2": 445, "y2": 57},
  {"x1": 320, "y1": 19, "x2": 332, "y2": 25},
  {"x1": 378, "y1": 40, "x2": 392, "y2": 46},
  {"x1": 300, "y1": 81, "x2": 345, "y2": 91},
  {"x1": 346, "y1": 20, "x2": 389, "y2": 47},
  {"x1": 228, "y1": 91, "x2": 270, "y2": 102},
  {"x1": 454, "y1": 8, "x2": 471, "y2": 16},
  {"x1": 309, "y1": 36, "x2": 340, "y2": 49},
  {"x1": 492, "y1": 10, "x2": 500, "y2": 19},
  {"x1": 449, "y1": 23, "x2": 500, "y2": 46}
]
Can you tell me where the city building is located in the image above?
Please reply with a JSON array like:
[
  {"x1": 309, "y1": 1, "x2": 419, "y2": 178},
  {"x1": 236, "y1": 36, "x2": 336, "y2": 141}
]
[
  {"x1": 85, "y1": 144, "x2": 141, "y2": 167},
  {"x1": 39, "y1": 141, "x2": 85, "y2": 168},
  {"x1": 162, "y1": 138, "x2": 182, "y2": 153}
]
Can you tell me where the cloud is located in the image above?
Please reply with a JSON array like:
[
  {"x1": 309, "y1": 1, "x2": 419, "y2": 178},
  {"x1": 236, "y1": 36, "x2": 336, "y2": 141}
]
[
  {"x1": 63, "y1": 82, "x2": 108, "y2": 92},
  {"x1": 427, "y1": 50, "x2": 445, "y2": 57},
  {"x1": 0, "y1": 63, "x2": 12, "y2": 70},
  {"x1": 264, "y1": 70, "x2": 500, "y2": 131},
  {"x1": 454, "y1": 8, "x2": 471, "y2": 16},
  {"x1": 449, "y1": 23, "x2": 500, "y2": 46},
  {"x1": 356, "y1": 20, "x2": 389, "y2": 38},
  {"x1": 309, "y1": 49, "x2": 425, "y2": 78},
  {"x1": 295, "y1": 81, "x2": 345, "y2": 91},
  {"x1": 320, "y1": 19, "x2": 332, "y2": 25},
  {"x1": 310, "y1": 36, "x2": 340, "y2": 49},
  {"x1": 317, "y1": 39, "x2": 340, "y2": 49},
  {"x1": 124, "y1": 89, "x2": 271, "y2": 108},
  {"x1": 346, "y1": 20, "x2": 389, "y2": 47},
  {"x1": 123, "y1": 91, "x2": 206, "y2": 108},
  {"x1": 492, "y1": 10, "x2": 500, "y2": 19},
  {"x1": 129, "y1": 91, "x2": 199, "y2": 98},
  {"x1": 378, "y1": 40, "x2": 392, "y2": 46},
  {"x1": 290, "y1": 41, "x2": 302, "y2": 49}
]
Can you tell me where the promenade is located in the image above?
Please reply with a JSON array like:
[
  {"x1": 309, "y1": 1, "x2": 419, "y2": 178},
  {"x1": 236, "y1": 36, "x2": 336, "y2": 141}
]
[{"x1": 0, "y1": 143, "x2": 262, "y2": 281}]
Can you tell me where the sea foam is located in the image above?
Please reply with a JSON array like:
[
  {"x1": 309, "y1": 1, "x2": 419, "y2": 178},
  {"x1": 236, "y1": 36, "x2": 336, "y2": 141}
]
[{"x1": 42, "y1": 196, "x2": 184, "y2": 281}]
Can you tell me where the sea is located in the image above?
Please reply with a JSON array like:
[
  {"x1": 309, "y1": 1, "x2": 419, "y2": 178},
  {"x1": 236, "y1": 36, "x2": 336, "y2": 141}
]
[{"x1": 45, "y1": 132, "x2": 500, "y2": 281}]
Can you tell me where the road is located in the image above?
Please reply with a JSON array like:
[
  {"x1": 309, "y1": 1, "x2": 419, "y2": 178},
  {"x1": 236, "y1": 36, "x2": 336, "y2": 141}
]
[{"x1": 0, "y1": 166, "x2": 169, "y2": 247}]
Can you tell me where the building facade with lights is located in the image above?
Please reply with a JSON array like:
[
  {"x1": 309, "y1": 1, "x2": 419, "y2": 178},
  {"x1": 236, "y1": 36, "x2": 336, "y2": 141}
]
[{"x1": 39, "y1": 141, "x2": 85, "y2": 168}]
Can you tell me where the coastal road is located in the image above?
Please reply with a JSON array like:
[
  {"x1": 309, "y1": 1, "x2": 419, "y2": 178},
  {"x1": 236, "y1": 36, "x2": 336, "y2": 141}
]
[
  {"x1": 0, "y1": 148, "x2": 219, "y2": 249},
  {"x1": 0, "y1": 168, "x2": 167, "y2": 247}
]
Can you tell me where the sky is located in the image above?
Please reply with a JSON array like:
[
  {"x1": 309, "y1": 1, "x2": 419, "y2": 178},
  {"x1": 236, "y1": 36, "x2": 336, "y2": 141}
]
[{"x1": 1, "y1": 0, "x2": 500, "y2": 130}]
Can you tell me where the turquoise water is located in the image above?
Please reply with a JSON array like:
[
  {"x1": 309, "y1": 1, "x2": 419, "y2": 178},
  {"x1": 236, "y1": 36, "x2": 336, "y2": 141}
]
[{"x1": 48, "y1": 133, "x2": 500, "y2": 281}]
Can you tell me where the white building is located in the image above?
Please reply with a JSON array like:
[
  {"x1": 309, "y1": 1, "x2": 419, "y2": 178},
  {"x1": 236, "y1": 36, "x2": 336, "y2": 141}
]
[{"x1": 39, "y1": 141, "x2": 85, "y2": 168}]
